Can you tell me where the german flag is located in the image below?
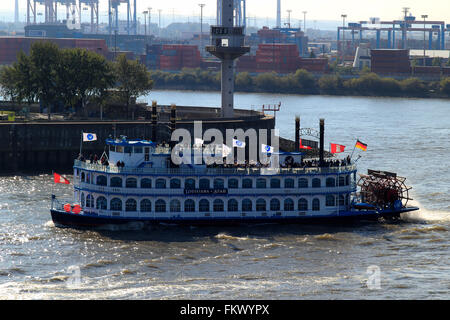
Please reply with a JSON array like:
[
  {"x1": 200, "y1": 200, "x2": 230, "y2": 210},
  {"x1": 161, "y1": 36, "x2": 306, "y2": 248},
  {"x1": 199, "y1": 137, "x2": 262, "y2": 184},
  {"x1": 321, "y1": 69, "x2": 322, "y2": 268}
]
[{"x1": 355, "y1": 140, "x2": 367, "y2": 151}]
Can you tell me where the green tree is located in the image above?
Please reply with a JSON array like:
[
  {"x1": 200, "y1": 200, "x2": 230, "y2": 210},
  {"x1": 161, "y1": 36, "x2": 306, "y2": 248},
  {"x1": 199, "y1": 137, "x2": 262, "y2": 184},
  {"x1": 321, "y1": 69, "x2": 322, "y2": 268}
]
[
  {"x1": 440, "y1": 77, "x2": 450, "y2": 95},
  {"x1": 28, "y1": 42, "x2": 62, "y2": 119},
  {"x1": 0, "y1": 51, "x2": 37, "y2": 115},
  {"x1": 59, "y1": 48, "x2": 115, "y2": 116},
  {"x1": 114, "y1": 54, "x2": 154, "y2": 119},
  {"x1": 317, "y1": 75, "x2": 342, "y2": 94},
  {"x1": 293, "y1": 69, "x2": 316, "y2": 91},
  {"x1": 235, "y1": 72, "x2": 253, "y2": 91},
  {"x1": 400, "y1": 78, "x2": 427, "y2": 96}
]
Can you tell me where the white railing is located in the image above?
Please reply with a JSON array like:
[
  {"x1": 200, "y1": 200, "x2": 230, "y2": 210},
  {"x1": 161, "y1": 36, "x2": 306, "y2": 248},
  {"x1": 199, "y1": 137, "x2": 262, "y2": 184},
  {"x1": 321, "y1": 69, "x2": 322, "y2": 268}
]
[{"x1": 74, "y1": 160, "x2": 357, "y2": 176}]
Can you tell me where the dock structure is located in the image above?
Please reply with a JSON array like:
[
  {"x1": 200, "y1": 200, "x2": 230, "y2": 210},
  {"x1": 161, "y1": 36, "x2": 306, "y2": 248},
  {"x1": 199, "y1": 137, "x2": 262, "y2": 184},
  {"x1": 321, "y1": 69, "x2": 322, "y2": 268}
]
[
  {"x1": 0, "y1": 106, "x2": 274, "y2": 173},
  {"x1": 206, "y1": 0, "x2": 250, "y2": 118}
]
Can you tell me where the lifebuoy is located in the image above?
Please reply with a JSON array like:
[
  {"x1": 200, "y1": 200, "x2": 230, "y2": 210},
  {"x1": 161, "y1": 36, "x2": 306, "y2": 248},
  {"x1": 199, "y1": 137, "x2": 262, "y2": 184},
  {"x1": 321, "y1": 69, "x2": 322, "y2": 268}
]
[
  {"x1": 72, "y1": 204, "x2": 82, "y2": 214},
  {"x1": 64, "y1": 203, "x2": 71, "y2": 212}
]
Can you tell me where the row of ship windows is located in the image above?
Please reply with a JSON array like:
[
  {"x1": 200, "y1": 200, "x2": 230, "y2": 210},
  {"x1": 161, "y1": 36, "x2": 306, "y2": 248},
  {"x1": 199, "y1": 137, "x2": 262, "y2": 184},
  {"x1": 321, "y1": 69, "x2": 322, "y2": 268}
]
[
  {"x1": 80, "y1": 194, "x2": 350, "y2": 212},
  {"x1": 80, "y1": 173, "x2": 352, "y2": 189}
]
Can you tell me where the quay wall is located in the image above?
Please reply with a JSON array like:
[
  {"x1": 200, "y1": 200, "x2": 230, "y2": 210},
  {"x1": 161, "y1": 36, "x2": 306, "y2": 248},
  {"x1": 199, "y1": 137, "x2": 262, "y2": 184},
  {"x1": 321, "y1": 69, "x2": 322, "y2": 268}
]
[{"x1": 0, "y1": 114, "x2": 275, "y2": 173}]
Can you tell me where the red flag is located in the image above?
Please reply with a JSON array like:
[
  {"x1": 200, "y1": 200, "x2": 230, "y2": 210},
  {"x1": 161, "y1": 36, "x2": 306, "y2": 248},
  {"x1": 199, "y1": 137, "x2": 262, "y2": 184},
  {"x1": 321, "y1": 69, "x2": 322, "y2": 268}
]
[
  {"x1": 299, "y1": 139, "x2": 312, "y2": 150},
  {"x1": 54, "y1": 173, "x2": 70, "y2": 184},
  {"x1": 330, "y1": 143, "x2": 346, "y2": 153}
]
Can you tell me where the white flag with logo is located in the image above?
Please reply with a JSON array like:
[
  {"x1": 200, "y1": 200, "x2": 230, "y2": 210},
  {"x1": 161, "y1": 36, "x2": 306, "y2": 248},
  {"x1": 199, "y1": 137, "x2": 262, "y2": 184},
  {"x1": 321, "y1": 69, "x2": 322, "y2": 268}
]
[
  {"x1": 233, "y1": 139, "x2": 246, "y2": 148},
  {"x1": 83, "y1": 133, "x2": 97, "y2": 142},
  {"x1": 261, "y1": 144, "x2": 273, "y2": 153}
]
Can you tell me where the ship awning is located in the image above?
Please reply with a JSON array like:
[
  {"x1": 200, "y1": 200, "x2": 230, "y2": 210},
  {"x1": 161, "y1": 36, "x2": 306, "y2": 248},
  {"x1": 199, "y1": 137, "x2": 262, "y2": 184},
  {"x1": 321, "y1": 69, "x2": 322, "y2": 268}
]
[{"x1": 106, "y1": 139, "x2": 156, "y2": 147}]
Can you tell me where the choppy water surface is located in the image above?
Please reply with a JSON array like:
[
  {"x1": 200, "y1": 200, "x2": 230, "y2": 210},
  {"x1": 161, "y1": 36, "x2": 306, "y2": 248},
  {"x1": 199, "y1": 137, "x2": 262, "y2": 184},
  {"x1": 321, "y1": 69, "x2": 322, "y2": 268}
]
[{"x1": 1, "y1": 92, "x2": 449, "y2": 299}]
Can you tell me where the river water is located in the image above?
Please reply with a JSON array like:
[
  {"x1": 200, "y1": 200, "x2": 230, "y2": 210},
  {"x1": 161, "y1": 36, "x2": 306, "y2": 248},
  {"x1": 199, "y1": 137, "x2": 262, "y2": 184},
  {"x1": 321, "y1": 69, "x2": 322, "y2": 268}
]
[{"x1": 0, "y1": 91, "x2": 449, "y2": 299}]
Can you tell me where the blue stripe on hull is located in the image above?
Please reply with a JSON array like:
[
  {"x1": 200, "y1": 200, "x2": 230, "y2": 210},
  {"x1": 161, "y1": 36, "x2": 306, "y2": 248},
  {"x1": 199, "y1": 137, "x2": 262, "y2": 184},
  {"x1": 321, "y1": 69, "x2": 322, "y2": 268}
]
[{"x1": 50, "y1": 209, "x2": 403, "y2": 229}]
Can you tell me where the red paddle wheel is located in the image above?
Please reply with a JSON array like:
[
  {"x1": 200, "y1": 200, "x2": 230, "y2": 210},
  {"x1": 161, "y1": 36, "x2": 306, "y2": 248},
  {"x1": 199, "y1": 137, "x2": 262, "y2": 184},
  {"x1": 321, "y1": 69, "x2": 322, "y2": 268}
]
[{"x1": 357, "y1": 170, "x2": 413, "y2": 209}]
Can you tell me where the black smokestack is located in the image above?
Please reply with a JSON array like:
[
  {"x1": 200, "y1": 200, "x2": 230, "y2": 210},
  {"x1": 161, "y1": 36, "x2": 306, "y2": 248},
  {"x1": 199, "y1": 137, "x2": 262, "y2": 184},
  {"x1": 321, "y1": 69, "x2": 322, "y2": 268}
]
[
  {"x1": 169, "y1": 104, "x2": 177, "y2": 148},
  {"x1": 319, "y1": 118, "x2": 324, "y2": 166},
  {"x1": 151, "y1": 101, "x2": 157, "y2": 142},
  {"x1": 295, "y1": 116, "x2": 300, "y2": 152}
]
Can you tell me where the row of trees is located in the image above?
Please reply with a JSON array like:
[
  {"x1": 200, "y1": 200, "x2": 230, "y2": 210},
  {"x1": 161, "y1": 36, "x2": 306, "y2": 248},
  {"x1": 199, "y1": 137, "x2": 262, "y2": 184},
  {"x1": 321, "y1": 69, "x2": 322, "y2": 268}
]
[
  {"x1": 0, "y1": 42, "x2": 153, "y2": 119},
  {"x1": 150, "y1": 67, "x2": 450, "y2": 98}
]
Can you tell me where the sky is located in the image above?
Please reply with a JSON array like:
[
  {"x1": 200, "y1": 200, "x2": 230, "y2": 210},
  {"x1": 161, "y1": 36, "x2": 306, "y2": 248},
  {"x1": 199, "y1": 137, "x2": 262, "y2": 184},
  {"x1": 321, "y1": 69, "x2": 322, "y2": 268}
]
[{"x1": 4, "y1": 0, "x2": 450, "y2": 26}]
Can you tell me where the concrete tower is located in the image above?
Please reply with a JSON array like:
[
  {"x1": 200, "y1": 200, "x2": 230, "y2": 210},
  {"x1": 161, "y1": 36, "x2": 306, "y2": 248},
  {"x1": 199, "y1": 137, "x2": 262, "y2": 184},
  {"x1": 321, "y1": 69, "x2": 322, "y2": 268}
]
[
  {"x1": 15, "y1": 0, "x2": 19, "y2": 24},
  {"x1": 206, "y1": 0, "x2": 250, "y2": 118},
  {"x1": 276, "y1": 0, "x2": 281, "y2": 28}
]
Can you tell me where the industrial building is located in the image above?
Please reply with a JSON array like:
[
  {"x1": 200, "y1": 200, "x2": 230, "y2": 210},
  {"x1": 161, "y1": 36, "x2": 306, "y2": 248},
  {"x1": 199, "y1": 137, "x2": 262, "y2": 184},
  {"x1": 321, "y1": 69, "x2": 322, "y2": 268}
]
[{"x1": 338, "y1": 10, "x2": 450, "y2": 62}]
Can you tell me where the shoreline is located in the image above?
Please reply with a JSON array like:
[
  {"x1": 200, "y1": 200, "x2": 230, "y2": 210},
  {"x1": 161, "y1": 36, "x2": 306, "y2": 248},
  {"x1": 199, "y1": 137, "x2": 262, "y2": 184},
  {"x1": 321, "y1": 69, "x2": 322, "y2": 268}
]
[
  {"x1": 149, "y1": 69, "x2": 450, "y2": 100},
  {"x1": 151, "y1": 83, "x2": 450, "y2": 100}
]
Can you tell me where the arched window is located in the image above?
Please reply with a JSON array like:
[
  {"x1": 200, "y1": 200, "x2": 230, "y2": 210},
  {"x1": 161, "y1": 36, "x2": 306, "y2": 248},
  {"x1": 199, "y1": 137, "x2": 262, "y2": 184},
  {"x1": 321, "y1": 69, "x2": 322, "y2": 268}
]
[
  {"x1": 213, "y1": 199, "x2": 224, "y2": 212},
  {"x1": 81, "y1": 172, "x2": 85, "y2": 182},
  {"x1": 298, "y1": 198, "x2": 308, "y2": 211},
  {"x1": 298, "y1": 178, "x2": 308, "y2": 188},
  {"x1": 170, "y1": 199, "x2": 181, "y2": 212},
  {"x1": 326, "y1": 177, "x2": 336, "y2": 188},
  {"x1": 170, "y1": 178, "x2": 181, "y2": 189},
  {"x1": 284, "y1": 198, "x2": 294, "y2": 211},
  {"x1": 256, "y1": 178, "x2": 266, "y2": 189},
  {"x1": 155, "y1": 199, "x2": 166, "y2": 212},
  {"x1": 185, "y1": 178, "x2": 195, "y2": 190},
  {"x1": 242, "y1": 178, "x2": 253, "y2": 189},
  {"x1": 199, "y1": 178, "x2": 210, "y2": 189},
  {"x1": 110, "y1": 198, "x2": 122, "y2": 211},
  {"x1": 326, "y1": 195, "x2": 335, "y2": 207},
  {"x1": 270, "y1": 198, "x2": 280, "y2": 211},
  {"x1": 184, "y1": 199, "x2": 195, "y2": 212},
  {"x1": 228, "y1": 199, "x2": 238, "y2": 212},
  {"x1": 256, "y1": 198, "x2": 266, "y2": 211},
  {"x1": 312, "y1": 178, "x2": 321, "y2": 188},
  {"x1": 284, "y1": 178, "x2": 295, "y2": 188},
  {"x1": 155, "y1": 178, "x2": 166, "y2": 189},
  {"x1": 86, "y1": 194, "x2": 94, "y2": 208},
  {"x1": 242, "y1": 198, "x2": 252, "y2": 211},
  {"x1": 338, "y1": 176, "x2": 346, "y2": 187},
  {"x1": 213, "y1": 178, "x2": 224, "y2": 189},
  {"x1": 312, "y1": 198, "x2": 320, "y2": 211},
  {"x1": 126, "y1": 199, "x2": 137, "y2": 211},
  {"x1": 199, "y1": 199, "x2": 210, "y2": 212},
  {"x1": 228, "y1": 178, "x2": 239, "y2": 189},
  {"x1": 80, "y1": 193, "x2": 85, "y2": 207},
  {"x1": 140, "y1": 199, "x2": 152, "y2": 212},
  {"x1": 96, "y1": 175, "x2": 107, "y2": 186},
  {"x1": 110, "y1": 177, "x2": 122, "y2": 188},
  {"x1": 96, "y1": 196, "x2": 107, "y2": 210},
  {"x1": 126, "y1": 177, "x2": 137, "y2": 188},
  {"x1": 346, "y1": 175, "x2": 350, "y2": 186},
  {"x1": 141, "y1": 178, "x2": 152, "y2": 188},
  {"x1": 270, "y1": 178, "x2": 280, "y2": 188}
]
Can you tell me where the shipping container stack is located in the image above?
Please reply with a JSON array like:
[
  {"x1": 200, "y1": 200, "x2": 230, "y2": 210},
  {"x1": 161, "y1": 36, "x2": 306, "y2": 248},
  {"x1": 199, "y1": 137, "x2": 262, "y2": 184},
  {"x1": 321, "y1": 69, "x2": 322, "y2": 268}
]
[
  {"x1": 159, "y1": 44, "x2": 201, "y2": 71},
  {"x1": 236, "y1": 55, "x2": 256, "y2": 73},
  {"x1": 146, "y1": 44, "x2": 162, "y2": 70},
  {"x1": 0, "y1": 37, "x2": 109, "y2": 65},
  {"x1": 370, "y1": 49, "x2": 411, "y2": 74},
  {"x1": 298, "y1": 58, "x2": 329, "y2": 73},
  {"x1": 255, "y1": 43, "x2": 301, "y2": 74}
]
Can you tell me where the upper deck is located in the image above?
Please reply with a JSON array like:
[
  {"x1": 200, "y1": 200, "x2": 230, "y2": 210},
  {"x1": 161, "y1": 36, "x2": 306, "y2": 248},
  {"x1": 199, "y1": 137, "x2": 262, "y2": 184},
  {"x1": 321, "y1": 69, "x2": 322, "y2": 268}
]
[{"x1": 74, "y1": 160, "x2": 357, "y2": 176}]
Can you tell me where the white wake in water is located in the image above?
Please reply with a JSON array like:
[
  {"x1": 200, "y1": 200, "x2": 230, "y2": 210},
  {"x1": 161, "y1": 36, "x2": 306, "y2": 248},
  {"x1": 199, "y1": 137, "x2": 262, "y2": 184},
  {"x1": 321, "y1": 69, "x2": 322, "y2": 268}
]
[{"x1": 401, "y1": 199, "x2": 450, "y2": 223}]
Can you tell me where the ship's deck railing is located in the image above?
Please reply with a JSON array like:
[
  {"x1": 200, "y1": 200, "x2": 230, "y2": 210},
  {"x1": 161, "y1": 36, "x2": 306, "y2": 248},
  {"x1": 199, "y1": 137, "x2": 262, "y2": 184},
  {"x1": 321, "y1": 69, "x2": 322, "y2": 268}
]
[{"x1": 74, "y1": 160, "x2": 357, "y2": 176}]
